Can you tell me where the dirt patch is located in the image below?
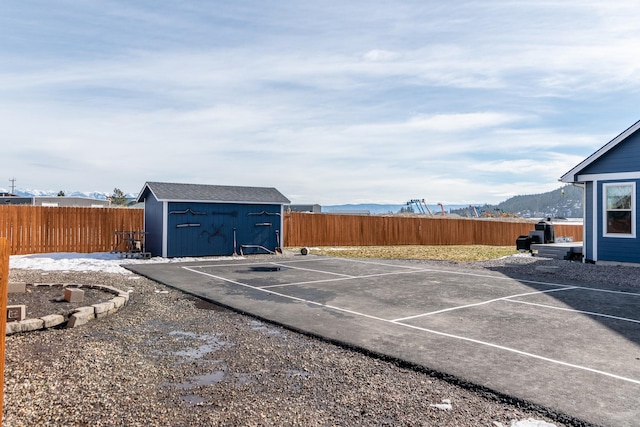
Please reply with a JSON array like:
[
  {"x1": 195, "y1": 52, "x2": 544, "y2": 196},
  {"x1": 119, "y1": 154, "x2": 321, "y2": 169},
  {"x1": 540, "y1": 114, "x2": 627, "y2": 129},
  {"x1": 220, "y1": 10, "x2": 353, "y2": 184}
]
[{"x1": 8, "y1": 284, "x2": 118, "y2": 321}]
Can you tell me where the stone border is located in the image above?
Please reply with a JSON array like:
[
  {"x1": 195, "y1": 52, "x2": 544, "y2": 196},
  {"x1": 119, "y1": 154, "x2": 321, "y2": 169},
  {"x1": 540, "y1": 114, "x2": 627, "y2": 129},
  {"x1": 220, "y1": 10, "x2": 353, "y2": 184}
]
[{"x1": 6, "y1": 283, "x2": 131, "y2": 335}]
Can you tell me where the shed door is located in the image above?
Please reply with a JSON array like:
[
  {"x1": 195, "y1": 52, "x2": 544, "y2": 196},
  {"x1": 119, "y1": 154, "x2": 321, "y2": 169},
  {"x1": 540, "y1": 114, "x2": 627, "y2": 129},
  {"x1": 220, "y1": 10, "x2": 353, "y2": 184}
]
[
  {"x1": 166, "y1": 202, "x2": 235, "y2": 257},
  {"x1": 166, "y1": 202, "x2": 281, "y2": 257},
  {"x1": 236, "y1": 204, "x2": 281, "y2": 254}
]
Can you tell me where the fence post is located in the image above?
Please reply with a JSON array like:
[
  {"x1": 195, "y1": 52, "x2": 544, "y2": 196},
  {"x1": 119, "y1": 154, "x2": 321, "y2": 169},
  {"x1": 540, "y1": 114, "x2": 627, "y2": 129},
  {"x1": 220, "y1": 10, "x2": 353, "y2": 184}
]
[{"x1": 0, "y1": 237, "x2": 9, "y2": 424}]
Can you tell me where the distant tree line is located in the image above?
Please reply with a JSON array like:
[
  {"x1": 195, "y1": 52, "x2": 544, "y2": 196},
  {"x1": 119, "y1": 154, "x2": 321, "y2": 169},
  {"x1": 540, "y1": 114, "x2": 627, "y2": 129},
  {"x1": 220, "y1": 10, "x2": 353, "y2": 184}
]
[
  {"x1": 495, "y1": 185, "x2": 583, "y2": 218},
  {"x1": 449, "y1": 185, "x2": 583, "y2": 218}
]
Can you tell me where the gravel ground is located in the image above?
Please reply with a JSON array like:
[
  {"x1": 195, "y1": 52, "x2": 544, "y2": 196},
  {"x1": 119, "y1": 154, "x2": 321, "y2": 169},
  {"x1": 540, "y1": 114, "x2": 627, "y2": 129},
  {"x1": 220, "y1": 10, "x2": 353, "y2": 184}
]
[{"x1": 5, "y1": 253, "x2": 631, "y2": 426}]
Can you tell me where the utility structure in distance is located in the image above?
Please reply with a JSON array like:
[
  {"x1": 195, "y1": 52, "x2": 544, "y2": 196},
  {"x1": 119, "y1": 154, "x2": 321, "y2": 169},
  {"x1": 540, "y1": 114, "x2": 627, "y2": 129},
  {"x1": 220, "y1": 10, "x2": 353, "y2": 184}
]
[{"x1": 406, "y1": 199, "x2": 433, "y2": 215}]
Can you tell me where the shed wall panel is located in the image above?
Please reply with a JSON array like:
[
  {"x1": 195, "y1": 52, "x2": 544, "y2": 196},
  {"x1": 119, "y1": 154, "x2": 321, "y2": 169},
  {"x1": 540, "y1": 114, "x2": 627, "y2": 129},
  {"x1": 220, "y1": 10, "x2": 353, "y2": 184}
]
[
  {"x1": 144, "y1": 195, "x2": 164, "y2": 256},
  {"x1": 167, "y1": 202, "x2": 218, "y2": 257},
  {"x1": 235, "y1": 204, "x2": 281, "y2": 254},
  {"x1": 165, "y1": 202, "x2": 282, "y2": 257}
]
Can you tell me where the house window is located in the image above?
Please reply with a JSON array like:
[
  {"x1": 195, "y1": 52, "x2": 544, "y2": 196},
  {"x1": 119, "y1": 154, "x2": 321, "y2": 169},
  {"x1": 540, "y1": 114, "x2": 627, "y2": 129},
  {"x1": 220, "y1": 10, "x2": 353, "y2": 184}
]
[{"x1": 603, "y1": 182, "x2": 635, "y2": 236}]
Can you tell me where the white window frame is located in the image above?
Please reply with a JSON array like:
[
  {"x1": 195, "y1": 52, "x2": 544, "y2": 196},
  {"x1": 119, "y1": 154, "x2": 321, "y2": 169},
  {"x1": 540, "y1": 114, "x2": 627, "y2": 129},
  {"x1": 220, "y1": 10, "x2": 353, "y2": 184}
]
[{"x1": 602, "y1": 182, "x2": 636, "y2": 238}]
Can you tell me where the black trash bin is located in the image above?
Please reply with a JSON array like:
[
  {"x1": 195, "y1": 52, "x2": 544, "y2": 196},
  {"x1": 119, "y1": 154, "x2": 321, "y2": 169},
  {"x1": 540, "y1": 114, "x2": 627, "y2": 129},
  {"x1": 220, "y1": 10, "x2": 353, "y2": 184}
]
[
  {"x1": 535, "y1": 219, "x2": 555, "y2": 243},
  {"x1": 516, "y1": 235, "x2": 532, "y2": 251}
]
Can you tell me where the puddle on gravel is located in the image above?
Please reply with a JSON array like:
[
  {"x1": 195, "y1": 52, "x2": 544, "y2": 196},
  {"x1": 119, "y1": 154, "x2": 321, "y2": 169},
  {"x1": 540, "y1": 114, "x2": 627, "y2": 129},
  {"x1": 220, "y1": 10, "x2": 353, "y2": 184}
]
[
  {"x1": 167, "y1": 371, "x2": 226, "y2": 391},
  {"x1": 169, "y1": 331, "x2": 231, "y2": 359},
  {"x1": 286, "y1": 369, "x2": 310, "y2": 378},
  {"x1": 174, "y1": 344, "x2": 219, "y2": 359},
  {"x1": 169, "y1": 330, "x2": 198, "y2": 339},
  {"x1": 192, "y1": 371, "x2": 226, "y2": 386},
  {"x1": 249, "y1": 320, "x2": 282, "y2": 335},
  {"x1": 166, "y1": 370, "x2": 257, "y2": 393},
  {"x1": 235, "y1": 372, "x2": 255, "y2": 385},
  {"x1": 181, "y1": 395, "x2": 206, "y2": 406},
  {"x1": 171, "y1": 371, "x2": 255, "y2": 406}
]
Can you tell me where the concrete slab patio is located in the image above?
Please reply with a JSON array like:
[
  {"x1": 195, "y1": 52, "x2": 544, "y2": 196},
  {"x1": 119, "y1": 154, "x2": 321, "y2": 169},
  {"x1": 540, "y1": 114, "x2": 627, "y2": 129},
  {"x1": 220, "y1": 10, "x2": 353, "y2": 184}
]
[{"x1": 125, "y1": 255, "x2": 640, "y2": 426}]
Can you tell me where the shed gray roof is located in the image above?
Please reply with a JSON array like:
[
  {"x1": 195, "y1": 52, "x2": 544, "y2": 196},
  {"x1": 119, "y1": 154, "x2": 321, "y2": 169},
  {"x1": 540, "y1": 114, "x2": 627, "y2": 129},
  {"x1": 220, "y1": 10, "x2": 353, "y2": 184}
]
[{"x1": 137, "y1": 182, "x2": 290, "y2": 204}]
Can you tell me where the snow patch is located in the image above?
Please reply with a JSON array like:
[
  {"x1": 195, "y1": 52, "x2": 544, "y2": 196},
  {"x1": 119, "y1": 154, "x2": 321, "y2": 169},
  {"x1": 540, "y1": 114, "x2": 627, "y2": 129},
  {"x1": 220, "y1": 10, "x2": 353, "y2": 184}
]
[
  {"x1": 430, "y1": 398, "x2": 452, "y2": 410},
  {"x1": 10, "y1": 252, "x2": 245, "y2": 274}
]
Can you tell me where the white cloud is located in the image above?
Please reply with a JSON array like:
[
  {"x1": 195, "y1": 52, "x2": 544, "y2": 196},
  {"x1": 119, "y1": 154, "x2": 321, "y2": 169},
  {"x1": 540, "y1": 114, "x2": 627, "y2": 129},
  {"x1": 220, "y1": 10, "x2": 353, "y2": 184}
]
[
  {"x1": 363, "y1": 49, "x2": 397, "y2": 62},
  {"x1": 467, "y1": 156, "x2": 582, "y2": 180},
  {"x1": 406, "y1": 112, "x2": 524, "y2": 132}
]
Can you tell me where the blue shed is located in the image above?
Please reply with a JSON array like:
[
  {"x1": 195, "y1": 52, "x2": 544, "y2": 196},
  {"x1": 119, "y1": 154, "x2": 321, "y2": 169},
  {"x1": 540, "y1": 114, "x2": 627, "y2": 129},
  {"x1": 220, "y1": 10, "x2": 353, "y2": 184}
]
[
  {"x1": 136, "y1": 181, "x2": 290, "y2": 258},
  {"x1": 560, "y1": 119, "x2": 640, "y2": 264}
]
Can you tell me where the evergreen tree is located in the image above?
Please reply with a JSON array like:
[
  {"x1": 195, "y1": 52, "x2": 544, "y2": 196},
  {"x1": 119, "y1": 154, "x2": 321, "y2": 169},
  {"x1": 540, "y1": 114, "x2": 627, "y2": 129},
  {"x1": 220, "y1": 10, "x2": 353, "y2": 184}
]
[{"x1": 111, "y1": 188, "x2": 128, "y2": 206}]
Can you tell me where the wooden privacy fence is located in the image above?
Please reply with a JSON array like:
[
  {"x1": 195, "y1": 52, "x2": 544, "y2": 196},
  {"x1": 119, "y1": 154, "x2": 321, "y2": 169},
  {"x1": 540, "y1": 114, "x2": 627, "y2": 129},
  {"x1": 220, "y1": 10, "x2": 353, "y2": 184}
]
[
  {"x1": 0, "y1": 207, "x2": 583, "y2": 255},
  {"x1": 284, "y1": 212, "x2": 583, "y2": 247},
  {"x1": 0, "y1": 206, "x2": 143, "y2": 255}
]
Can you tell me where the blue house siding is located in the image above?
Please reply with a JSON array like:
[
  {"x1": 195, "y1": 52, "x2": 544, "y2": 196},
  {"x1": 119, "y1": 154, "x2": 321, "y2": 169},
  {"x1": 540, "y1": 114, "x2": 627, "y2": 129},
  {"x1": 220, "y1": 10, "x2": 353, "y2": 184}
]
[
  {"x1": 580, "y1": 130, "x2": 640, "y2": 176},
  {"x1": 584, "y1": 182, "x2": 594, "y2": 261},
  {"x1": 561, "y1": 120, "x2": 640, "y2": 264},
  {"x1": 595, "y1": 180, "x2": 640, "y2": 263}
]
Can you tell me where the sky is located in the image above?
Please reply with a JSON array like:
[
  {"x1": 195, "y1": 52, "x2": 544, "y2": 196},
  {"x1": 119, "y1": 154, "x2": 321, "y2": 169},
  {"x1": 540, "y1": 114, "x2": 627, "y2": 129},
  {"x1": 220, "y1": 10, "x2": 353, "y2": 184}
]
[{"x1": 2, "y1": 1, "x2": 640, "y2": 205}]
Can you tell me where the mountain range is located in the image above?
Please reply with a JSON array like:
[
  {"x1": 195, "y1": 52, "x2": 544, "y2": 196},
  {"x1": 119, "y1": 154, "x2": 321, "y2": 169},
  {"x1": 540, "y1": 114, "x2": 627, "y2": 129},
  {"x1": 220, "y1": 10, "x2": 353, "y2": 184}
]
[
  {"x1": 1, "y1": 189, "x2": 137, "y2": 200},
  {"x1": 324, "y1": 185, "x2": 583, "y2": 218}
]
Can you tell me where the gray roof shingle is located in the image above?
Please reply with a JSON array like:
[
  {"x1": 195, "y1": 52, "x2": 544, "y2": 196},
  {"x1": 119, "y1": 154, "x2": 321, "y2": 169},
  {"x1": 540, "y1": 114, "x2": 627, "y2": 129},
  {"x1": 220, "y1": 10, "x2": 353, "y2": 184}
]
[{"x1": 137, "y1": 181, "x2": 290, "y2": 204}]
